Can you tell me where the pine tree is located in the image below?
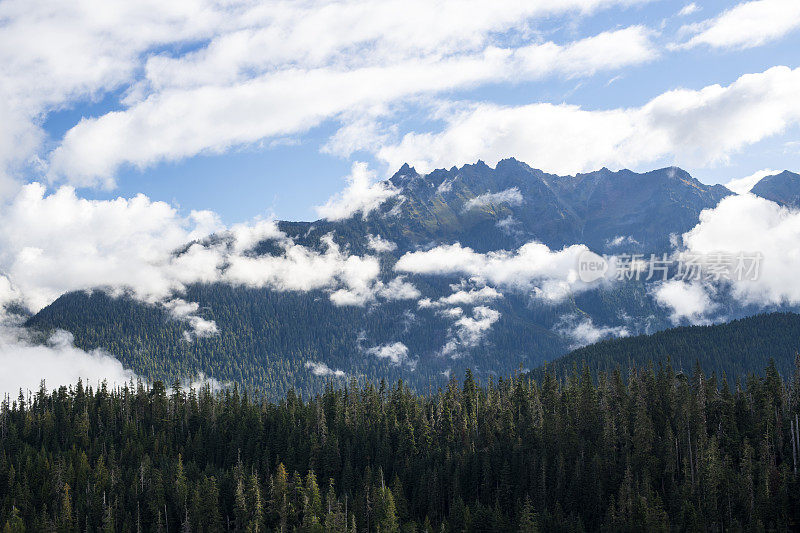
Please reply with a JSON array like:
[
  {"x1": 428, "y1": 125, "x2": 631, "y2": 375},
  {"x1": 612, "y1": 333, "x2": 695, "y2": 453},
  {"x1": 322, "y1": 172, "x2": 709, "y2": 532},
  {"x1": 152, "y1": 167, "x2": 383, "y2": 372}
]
[
  {"x1": 58, "y1": 482, "x2": 73, "y2": 533},
  {"x1": 270, "y1": 463, "x2": 289, "y2": 532},
  {"x1": 235, "y1": 476, "x2": 248, "y2": 531},
  {"x1": 247, "y1": 472, "x2": 263, "y2": 532},
  {"x1": 517, "y1": 497, "x2": 538, "y2": 533},
  {"x1": 2, "y1": 506, "x2": 25, "y2": 533}
]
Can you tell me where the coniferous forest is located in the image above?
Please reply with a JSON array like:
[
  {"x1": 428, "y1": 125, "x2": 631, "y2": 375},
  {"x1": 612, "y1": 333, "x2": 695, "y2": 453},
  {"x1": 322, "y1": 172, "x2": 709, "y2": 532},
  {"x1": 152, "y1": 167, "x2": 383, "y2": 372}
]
[{"x1": 3, "y1": 359, "x2": 800, "y2": 532}]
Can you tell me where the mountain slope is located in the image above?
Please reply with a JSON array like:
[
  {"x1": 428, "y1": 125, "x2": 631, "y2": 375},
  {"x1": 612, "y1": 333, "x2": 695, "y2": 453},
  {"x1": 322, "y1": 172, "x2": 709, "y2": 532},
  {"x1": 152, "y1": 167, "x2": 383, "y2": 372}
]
[
  {"x1": 24, "y1": 160, "x2": 753, "y2": 396},
  {"x1": 751, "y1": 170, "x2": 800, "y2": 208},
  {"x1": 532, "y1": 312, "x2": 800, "y2": 383}
]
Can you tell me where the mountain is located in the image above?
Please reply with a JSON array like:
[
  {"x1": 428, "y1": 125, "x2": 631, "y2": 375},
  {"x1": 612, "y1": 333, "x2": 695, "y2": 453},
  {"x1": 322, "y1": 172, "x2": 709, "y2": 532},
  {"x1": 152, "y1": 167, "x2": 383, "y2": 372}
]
[
  {"x1": 751, "y1": 170, "x2": 800, "y2": 208},
  {"x1": 532, "y1": 312, "x2": 800, "y2": 383},
  {"x1": 282, "y1": 159, "x2": 731, "y2": 254},
  {"x1": 25, "y1": 160, "x2": 749, "y2": 397}
]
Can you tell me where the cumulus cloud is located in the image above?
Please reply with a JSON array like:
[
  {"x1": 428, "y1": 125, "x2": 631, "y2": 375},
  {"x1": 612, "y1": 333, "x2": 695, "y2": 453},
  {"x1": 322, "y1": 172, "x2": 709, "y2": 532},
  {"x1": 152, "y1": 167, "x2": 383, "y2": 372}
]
[
  {"x1": 0, "y1": 183, "x2": 223, "y2": 313},
  {"x1": 366, "y1": 342, "x2": 411, "y2": 366},
  {"x1": 305, "y1": 361, "x2": 346, "y2": 378},
  {"x1": 2, "y1": 0, "x2": 651, "y2": 187},
  {"x1": 0, "y1": 0, "x2": 238, "y2": 189},
  {"x1": 377, "y1": 276, "x2": 421, "y2": 301},
  {"x1": 677, "y1": 3, "x2": 699, "y2": 17},
  {"x1": 555, "y1": 314, "x2": 629, "y2": 347},
  {"x1": 377, "y1": 66, "x2": 800, "y2": 175},
  {"x1": 396, "y1": 242, "x2": 606, "y2": 301},
  {"x1": 677, "y1": 0, "x2": 800, "y2": 50},
  {"x1": 418, "y1": 285, "x2": 503, "y2": 308},
  {"x1": 724, "y1": 169, "x2": 779, "y2": 194},
  {"x1": 366, "y1": 234, "x2": 398, "y2": 253},
  {"x1": 315, "y1": 163, "x2": 399, "y2": 221},
  {"x1": 163, "y1": 298, "x2": 218, "y2": 339},
  {"x1": 181, "y1": 373, "x2": 228, "y2": 393},
  {"x1": 606, "y1": 235, "x2": 640, "y2": 248},
  {"x1": 441, "y1": 306, "x2": 501, "y2": 358},
  {"x1": 226, "y1": 233, "x2": 378, "y2": 293},
  {"x1": 463, "y1": 187, "x2": 523, "y2": 211},
  {"x1": 652, "y1": 280, "x2": 715, "y2": 324},
  {"x1": 0, "y1": 328, "x2": 137, "y2": 397},
  {"x1": 681, "y1": 194, "x2": 800, "y2": 307},
  {"x1": 647, "y1": 193, "x2": 800, "y2": 322},
  {"x1": 0, "y1": 182, "x2": 403, "y2": 339}
]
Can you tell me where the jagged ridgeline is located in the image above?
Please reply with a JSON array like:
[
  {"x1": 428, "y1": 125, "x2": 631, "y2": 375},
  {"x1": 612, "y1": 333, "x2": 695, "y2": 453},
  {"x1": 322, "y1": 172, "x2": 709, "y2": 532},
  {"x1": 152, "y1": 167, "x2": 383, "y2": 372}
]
[
  {"x1": 23, "y1": 162, "x2": 800, "y2": 397},
  {"x1": 2, "y1": 361, "x2": 800, "y2": 531}
]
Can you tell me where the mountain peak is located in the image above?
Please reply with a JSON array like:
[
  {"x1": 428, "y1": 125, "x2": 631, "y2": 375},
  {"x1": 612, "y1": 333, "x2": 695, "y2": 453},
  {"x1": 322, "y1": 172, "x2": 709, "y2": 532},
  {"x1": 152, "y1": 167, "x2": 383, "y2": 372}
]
[
  {"x1": 388, "y1": 163, "x2": 420, "y2": 187},
  {"x1": 751, "y1": 169, "x2": 800, "y2": 208},
  {"x1": 397, "y1": 162, "x2": 415, "y2": 174}
]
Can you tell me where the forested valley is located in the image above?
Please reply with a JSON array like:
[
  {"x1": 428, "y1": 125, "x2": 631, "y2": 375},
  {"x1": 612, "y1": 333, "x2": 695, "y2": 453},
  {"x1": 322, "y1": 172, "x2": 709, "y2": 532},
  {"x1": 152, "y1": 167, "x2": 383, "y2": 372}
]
[{"x1": 3, "y1": 358, "x2": 800, "y2": 532}]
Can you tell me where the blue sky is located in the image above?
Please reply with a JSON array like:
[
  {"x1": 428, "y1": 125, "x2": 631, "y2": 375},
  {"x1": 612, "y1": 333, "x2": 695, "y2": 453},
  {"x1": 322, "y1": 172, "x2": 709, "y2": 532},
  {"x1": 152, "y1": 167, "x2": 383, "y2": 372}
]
[{"x1": 4, "y1": 0, "x2": 800, "y2": 222}]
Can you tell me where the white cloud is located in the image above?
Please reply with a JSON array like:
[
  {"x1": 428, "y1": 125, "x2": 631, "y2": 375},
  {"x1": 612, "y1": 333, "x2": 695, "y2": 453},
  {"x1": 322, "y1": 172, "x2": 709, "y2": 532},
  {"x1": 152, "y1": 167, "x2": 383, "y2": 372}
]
[
  {"x1": 0, "y1": 183, "x2": 222, "y2": 313},
  {"x1": 606, "y1": 235, "x2": 640, "y2": 248},
  {"x1": 652, "y1": 280, "x2": 714, "y2": 324},
  {"x1": 463, "y1": 187, "x2": 523, "y2": 211},
  {"x1": 315, "y1": 162, "x2": 399, "y2": 221},
  {"x1": 0, "y1": 327, "x2": 138, "y2": 398},
  {"x1": 678, "y1": 0, "x2": 800, "y2": 50},
  {"x1": 681, "y1": 194, "x2": 800, "y2": 307},
  {"x1": 305, "y1": 361, "x2": 346, "y2": 378},
  {"x1": 229, "y1": 218, "x2": 285, "y2": 253},
  {"x1": 441, "y1": 305, "x2": 501, "y2": 358},
  {"x1": 396, "y1": 242, "x2": 607, "y2": 301},
  {"x1": 418, "y1": 285, "x2": 503, "y2": 308},
  {"x1": 181, "y1": 372, "x2": 227, "y2": 392},
  {"x1": 226, "y1": 233, "x2": 376, "y2": 291},
  {"x1": 377, "y1": 66, "x2": 800, "y2": 175},
  {"x1": 0, "y1": 182, "x2": 397, "y2": 331},
  {"x1": 44, "y1": 25, "x2": 656, "y2": 185},
  {"x1": 648, "y1": 194, "x2": 800, "y2": 322},
  {"x1": 377, "y1": 276, "x2": 421, "y2": 301},
  {"x1": 724, "y1": 168, "x2": 779, "y2": 194},
  {"x1": 555, "y1": 314, "x2": 629, "y2": 347},
  {"x1": 0, "y1": 0, "x2": 248, "y2": 190},
  {"x1": 163, "y1": 298, "x2": 218, "y2": 339},
  {"x1": 678, "y1": 3, "x2": 699, "y2": 17},
  {"x1": 366, "y1": 234, "x2": 398, "y2": 253},
  {"x1": 366, "y1": 342, "x2": 410, "y2": 366}
]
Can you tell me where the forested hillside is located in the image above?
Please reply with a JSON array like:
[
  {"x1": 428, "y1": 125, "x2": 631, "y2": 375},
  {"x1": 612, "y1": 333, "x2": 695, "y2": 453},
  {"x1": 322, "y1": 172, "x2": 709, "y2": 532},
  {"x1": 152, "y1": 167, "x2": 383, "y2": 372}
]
[
  {"x1": 2, "y1": 361, "x2": 800, "y2": 531},
  {"x1": 26, "y1": 282, "x2": 663, "y2": 400},
  {"x1": 23, "y1": 161, "x2": 739, "y2": 398},
  {"x1": 533, "y1": 312, "x2": 800, "y2": 383}
]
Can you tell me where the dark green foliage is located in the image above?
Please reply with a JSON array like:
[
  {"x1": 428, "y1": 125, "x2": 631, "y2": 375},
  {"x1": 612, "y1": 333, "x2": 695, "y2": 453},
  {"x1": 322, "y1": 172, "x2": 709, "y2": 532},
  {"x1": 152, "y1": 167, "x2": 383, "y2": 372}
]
[
  {"x1": 533, "y1": 312, "x2": 800, "y2": 384},
  {"x1": 26, "y1": 284, "x2": 574, "y2": 400},
  {"x1": 2, "y1": 359, "x2": 800, "y2": 531}
]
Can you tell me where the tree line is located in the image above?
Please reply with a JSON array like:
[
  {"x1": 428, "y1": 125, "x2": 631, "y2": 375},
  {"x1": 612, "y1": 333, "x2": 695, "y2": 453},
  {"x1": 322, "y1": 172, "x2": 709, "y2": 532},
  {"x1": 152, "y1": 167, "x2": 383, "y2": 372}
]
[{"x1": 2, "y1": 358, "x2": 800, "y2": 531}]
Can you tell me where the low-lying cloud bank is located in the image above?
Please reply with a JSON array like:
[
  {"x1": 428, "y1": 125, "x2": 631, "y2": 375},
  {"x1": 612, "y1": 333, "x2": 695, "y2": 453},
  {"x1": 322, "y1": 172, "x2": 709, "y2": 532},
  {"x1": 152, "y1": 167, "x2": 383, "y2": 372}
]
[
  {"x1": 556, "y1": 314, "x2": 630, "y2": 348},
  {"x1": 315, "y1": 162, "x2": 400, "y2": 221},
  {"x1": 463, "y1": 187, "x2": 523, "y2": 211},
  {"x1": 396, "y1": 241, "x2": 607, "y2": 301},
  {"x1": 653, "y1": 193, "x2": 800, "y2": 323},
  {"x1": 0, "y1": 182, "x2": 415, "y2": 326},
  {"x1": 0, "y1": 327, "x2": 137, "y2": 398},
  {"x1": 0, "y1": 179, "x2": 408, "y2": 394},
  {"x1": 441, "y1": 306, "x2": 501, "y2": 358},
  {"x1": 305, "y1": 361, "x2": 347, "y2": 378}
]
